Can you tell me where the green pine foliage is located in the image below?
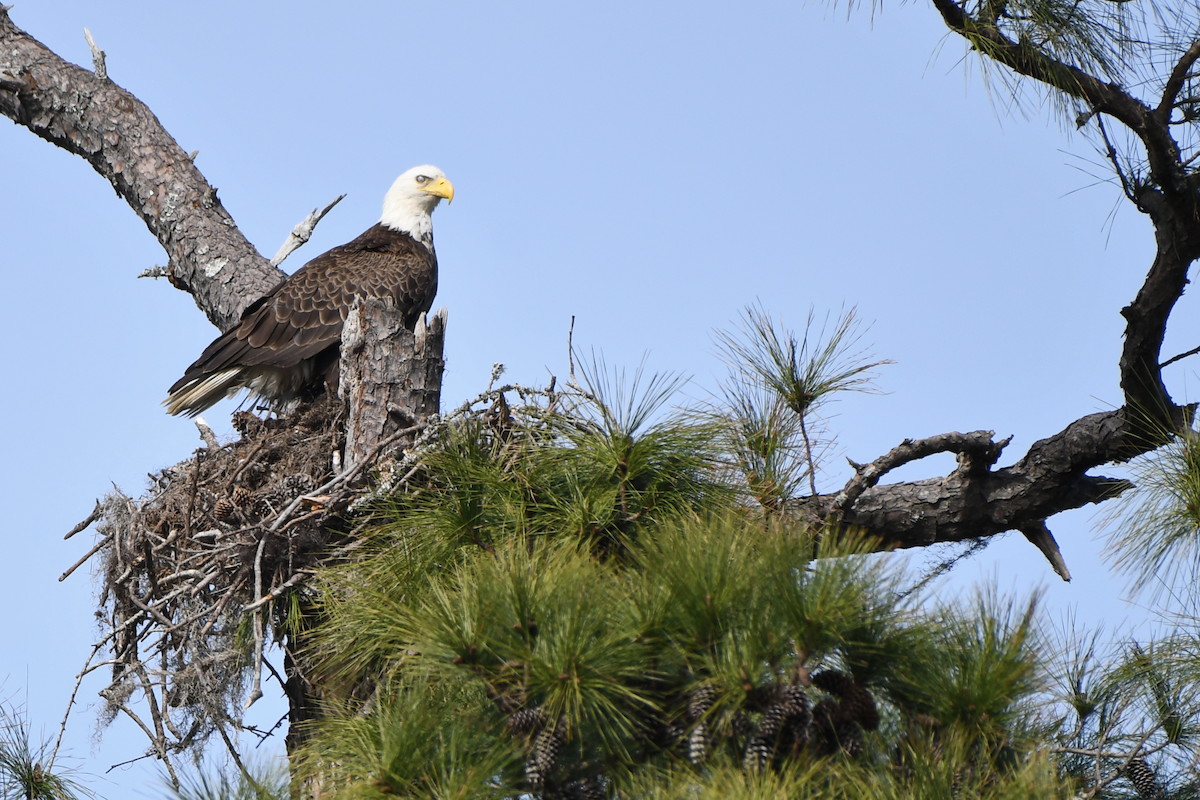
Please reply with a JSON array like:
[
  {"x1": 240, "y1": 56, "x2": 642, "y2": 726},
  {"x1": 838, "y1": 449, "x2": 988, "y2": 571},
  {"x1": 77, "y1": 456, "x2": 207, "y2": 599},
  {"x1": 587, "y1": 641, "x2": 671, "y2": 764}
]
[
  {"x1": 155, "y1": 313, "x2": 1200, "y2": 799},
  {"x1": 290, "y1": 336, "x2": 1089, "y2": 799},
  {"x1": 162, "y1": 759, "x2": 289, "y2": 800},
  {"x1": 0, "y1": 702, "x2": 87, "y2": 800},
  {"x1": 1106, "y1": 426, "x2": 1200, "y2": 597}
]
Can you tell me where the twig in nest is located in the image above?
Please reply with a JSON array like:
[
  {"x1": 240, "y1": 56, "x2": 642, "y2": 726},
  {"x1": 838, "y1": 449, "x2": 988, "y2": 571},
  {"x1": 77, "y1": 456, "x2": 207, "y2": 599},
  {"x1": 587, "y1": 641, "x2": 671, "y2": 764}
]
[
  {"x1": 185, "y1": 452, "x2": 201, "y2": 542},
  {"x1": 199, "y1": 576, "x2": 247, "y2": 637},
  {"x1": 226, "y1": 438, "x2": 269, "y2": 489},
  {"x1": 243, "y1": 571, "x2": 308, "y2": 612},
  {"x1": 59, "y1": 529, "x2": 115, "y2": 582},
  {"x1": 244, "y1": 534, "x2": 269, "y2": 710},
  {"x1": 194, "y1": 417, "x2": 220, "y2": 450},
  {"x1": 64, "y1": 499, "x2": 102, "y2": 540},
  {"x1": 266, "y1": 423, "x2": 422, "y2": 535}
]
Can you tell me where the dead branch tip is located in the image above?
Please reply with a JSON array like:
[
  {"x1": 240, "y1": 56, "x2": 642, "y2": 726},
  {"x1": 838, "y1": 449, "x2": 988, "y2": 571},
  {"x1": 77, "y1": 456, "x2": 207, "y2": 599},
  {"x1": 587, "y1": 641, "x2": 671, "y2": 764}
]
[
  {"x1": 82, "y1": 27, "x2": 106, "y2": 80},
  {"x1": 1019, "y1": 520, "x2": 1072, "y2": 582},
  {"x1": 64, "y1": 498, "x2": 102, "y2": 539}
]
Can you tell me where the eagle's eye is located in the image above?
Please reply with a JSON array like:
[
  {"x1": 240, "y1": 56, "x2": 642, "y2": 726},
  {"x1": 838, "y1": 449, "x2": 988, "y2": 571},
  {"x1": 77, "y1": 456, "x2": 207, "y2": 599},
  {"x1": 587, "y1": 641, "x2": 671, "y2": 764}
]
[{"x1": 415, "y1": 175, "x2": 428, "y2": 184}]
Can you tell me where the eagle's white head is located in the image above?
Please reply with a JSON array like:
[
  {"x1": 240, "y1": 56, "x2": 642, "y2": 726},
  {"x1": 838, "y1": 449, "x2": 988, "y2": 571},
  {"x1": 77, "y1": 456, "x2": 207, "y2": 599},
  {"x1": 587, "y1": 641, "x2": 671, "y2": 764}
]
[{"x1": 380, "y1": 164, "x2": 454, "y2": 248}]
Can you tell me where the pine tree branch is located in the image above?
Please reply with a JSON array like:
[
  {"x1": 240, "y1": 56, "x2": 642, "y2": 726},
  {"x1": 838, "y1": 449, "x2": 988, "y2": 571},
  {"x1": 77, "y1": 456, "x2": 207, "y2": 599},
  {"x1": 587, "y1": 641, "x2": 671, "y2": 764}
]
[
  {"x1": 930, "y1": 2, "x2": 1200, "y2": 427},
  {"x1": 1157, "y1": 40, "x2": 1200, "y2": 122},
  {"x1": 929, "y1": 0, "x2": 1144, "y2": 127},
  {"x1": 832, "y1": 430, "x2": 1006, "y2": 516},
  {"x1": 0, "y1": 8, "x2": 283, "y2": 331},
  {"x1": 808, "y1": 409, "x2": 1139, "y2": 553}
]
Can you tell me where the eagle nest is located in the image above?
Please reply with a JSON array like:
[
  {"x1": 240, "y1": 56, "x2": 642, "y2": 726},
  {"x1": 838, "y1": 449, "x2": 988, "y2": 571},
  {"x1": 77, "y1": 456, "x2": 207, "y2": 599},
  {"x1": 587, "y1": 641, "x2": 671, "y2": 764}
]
[
  {"x1": 65, "y1": 378, "x2": 566, "y2": 769},
  {"x1": 83, "y1": 401, "x2": 346, "y2": 758}
]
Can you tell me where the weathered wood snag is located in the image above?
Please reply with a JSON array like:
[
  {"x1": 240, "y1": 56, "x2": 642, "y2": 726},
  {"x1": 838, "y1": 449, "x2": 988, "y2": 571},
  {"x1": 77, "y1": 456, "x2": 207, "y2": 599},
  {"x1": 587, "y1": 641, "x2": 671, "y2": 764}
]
[{"x1": 341, "y1": 302, "x2": 448, "y2": 473}]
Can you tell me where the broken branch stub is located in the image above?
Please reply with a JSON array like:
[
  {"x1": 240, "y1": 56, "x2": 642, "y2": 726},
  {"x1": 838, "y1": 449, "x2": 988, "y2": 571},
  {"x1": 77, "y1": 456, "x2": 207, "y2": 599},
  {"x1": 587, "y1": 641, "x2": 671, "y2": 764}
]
[{"x1": 340, "y1": 300, "x2": 447, "y2": 473}]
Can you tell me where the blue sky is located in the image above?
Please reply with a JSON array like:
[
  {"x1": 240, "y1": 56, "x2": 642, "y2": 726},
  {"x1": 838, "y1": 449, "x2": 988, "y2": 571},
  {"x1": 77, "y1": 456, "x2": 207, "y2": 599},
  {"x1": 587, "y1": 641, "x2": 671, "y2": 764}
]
[{"x1": 0, "y1": 0, "x2": 1188, "y2": 793}]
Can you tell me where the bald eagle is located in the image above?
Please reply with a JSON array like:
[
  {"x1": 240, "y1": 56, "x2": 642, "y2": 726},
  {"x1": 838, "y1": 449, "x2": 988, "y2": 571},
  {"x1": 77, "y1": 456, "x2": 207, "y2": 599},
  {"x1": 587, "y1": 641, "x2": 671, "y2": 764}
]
[{"x1": 164, "y1": 165, "x2": 453, "y2": 417}]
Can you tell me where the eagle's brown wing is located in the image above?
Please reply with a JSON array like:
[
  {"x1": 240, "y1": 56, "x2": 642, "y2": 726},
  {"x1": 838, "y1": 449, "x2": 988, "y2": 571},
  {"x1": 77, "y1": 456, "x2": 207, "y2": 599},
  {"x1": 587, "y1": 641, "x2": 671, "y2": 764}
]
[{"x1": 165, "y1": 223, "x2": 436, "y2": 414}]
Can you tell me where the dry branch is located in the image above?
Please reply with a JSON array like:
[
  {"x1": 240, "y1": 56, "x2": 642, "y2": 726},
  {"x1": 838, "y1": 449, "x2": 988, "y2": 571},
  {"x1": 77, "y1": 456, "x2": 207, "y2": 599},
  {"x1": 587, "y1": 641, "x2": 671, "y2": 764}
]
[
  {"x1": 63, "y1": 499, "x2": 102, "y2": 540},
  {"x1": 270, "y1": 194, "x2": 347, "y2": 267},
  {"x1": 340, "y1": 302, "x2": 447, "y2": 473},
  {"x1": 0, "y1": 9, "x2": 282, "y2": 330}
]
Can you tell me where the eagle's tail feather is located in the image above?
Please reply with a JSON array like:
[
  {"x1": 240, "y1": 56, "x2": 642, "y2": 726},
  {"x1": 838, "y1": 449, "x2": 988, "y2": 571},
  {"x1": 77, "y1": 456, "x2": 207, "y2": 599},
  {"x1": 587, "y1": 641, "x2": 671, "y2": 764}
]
[
  {"x1": 163, "y1": 369, "x2": 245, "y2": 417},
  {"x1": 163, "y1": 362, "x2": 320, "y2": 418}
]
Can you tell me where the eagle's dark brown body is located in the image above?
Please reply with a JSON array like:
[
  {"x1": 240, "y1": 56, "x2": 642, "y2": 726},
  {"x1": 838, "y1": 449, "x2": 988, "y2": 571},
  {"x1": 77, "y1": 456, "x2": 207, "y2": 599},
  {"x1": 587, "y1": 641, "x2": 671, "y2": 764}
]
[{"x1": 165, "y1": 223, "x2": 437, "y2": 416}]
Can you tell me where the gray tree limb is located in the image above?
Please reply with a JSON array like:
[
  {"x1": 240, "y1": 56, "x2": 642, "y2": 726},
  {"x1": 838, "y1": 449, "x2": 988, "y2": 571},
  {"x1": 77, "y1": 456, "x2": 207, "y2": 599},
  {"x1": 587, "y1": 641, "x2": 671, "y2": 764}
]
[{"x1": 0, "y1": 9, "x2": 282, "y2": 331}]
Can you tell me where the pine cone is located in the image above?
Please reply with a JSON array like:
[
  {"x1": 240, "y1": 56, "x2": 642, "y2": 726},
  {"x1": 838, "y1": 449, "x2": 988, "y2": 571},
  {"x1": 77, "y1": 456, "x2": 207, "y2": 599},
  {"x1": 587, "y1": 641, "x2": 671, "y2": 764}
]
[
  {"x1": 759, "y1": 685, "x2": 809, "y2": 739},
  {"x1": 1125, "y1": 757, "x2": 1160, "y2": 799},
  {"x1": 231, "y1": 486, "x2": 253, "y2": 507},
  {"x1": 779, "y1": 708, "x2": 811, "y2": 755},
  {"x1": 213, "y1": 497, "x2": 236, "y2": 522},
  {"x1": 950, "y1": 766, "x2": 966, "y2": 799},
  {"x1": 841, "y1": 684, "x2": 879, "y2": 731},
  {"x1": 252, "y1": 494, "x2": 277, "y2": 518},
  {"x1": 756, "y1": 686, "x2": 812, "y2": 761},
  {"x1": 688, "y1": 721, "x2": 709, "y2": 765},
  {"x1": 812, "y1": 698, "x2": 837, "y2": 726},
  {"x1": 231, "y1": 411, "x2": 265, "y2": 438},
  {"x1": 659, "y1": 720, "x2": 684, "y2": 747},
  {"x1": 834, "y1": 719, "x2": 864, "y2": 757},
  {"x1": 686, "y1": 684, "x2": 719, "y2": 765},
  {"x1": 526, "y1": 717, "x2": 566, "y2": 787},
  {"x1": 811, "y1": 670, "x2": 854, "y2": 698},
  {"x1": 688, "y1": 683, "x2": 719, "y2": 721},
  {"x1": 507, "y1": 707, "x2": 545, "y2": 734},
  {"x1": 810, "y1": 699, "x2": 840, "y2": 756},
  {"x1": 743, "y1": 735, "x2": 771, "y2": 773},
  {"x1": 283, "y1": 473, "x2": 315, "y2": 498}
]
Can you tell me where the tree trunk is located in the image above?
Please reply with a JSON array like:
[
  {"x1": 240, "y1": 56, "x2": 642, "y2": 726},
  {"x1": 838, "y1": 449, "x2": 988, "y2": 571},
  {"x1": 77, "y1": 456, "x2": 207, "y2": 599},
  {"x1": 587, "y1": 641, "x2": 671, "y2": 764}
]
[{"x1": 340, "y1": 301, "x2": 447, "y2": 474}]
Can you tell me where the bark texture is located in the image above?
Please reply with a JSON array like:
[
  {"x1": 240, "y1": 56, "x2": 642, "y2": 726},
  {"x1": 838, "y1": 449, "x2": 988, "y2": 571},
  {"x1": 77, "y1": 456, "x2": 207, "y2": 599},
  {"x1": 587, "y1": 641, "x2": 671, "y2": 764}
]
[
  {"x1": 0, "y1": 9, "x2": 283, "y2": 331},
  {"x1": 340, "y1": 301, "x2": 447, "y2": 473}
]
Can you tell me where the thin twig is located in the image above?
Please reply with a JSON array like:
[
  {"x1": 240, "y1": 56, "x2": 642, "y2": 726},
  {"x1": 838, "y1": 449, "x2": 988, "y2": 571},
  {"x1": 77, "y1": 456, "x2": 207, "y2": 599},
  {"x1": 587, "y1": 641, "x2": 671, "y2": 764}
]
[
  {"x1": 1161, "y1": 344, "x2": 1200, "y2": 368},
  {"x1": 51, "y1": 640, "x2": 105, "y2": 765},
  {"x1": 215, "y1": 722, "x2": 250, "y2": 776},
  {"x1": 568, "y1": 315, "x2": 577, "y2": 385},
  {"x1": 243, "y1": 571, "x2": 308, "y2": 612},
  {"x1": 270, "y1": 194, "x2": 347, "y2": 267},
  {"x1": 59, "y1": 529, "x2": 115, "y2": 581},
  {"x1": 226, "y1": 438, "x2": 269, "y2": 489},
  {"x1": 82, "y1": 27, "x2": 106, "y2": 80},
  {"x1": 64, "y1": 499, "x2": 102, "y2": 539}
]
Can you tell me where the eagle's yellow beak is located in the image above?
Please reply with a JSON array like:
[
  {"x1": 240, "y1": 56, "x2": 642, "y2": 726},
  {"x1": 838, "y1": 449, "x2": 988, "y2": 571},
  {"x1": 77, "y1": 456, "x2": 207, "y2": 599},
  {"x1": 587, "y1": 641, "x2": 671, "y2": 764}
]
[{"x1": 424, "y1": 176, "x2": 454, "y2": 204}]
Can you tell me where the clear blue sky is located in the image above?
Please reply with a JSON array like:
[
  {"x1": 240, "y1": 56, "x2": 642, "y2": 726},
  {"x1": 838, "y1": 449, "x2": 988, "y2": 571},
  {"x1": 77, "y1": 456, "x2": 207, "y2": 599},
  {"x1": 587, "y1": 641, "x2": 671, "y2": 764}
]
[{"x1": 0, "y1": 0, "x2": 1188, "y2": 794}]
